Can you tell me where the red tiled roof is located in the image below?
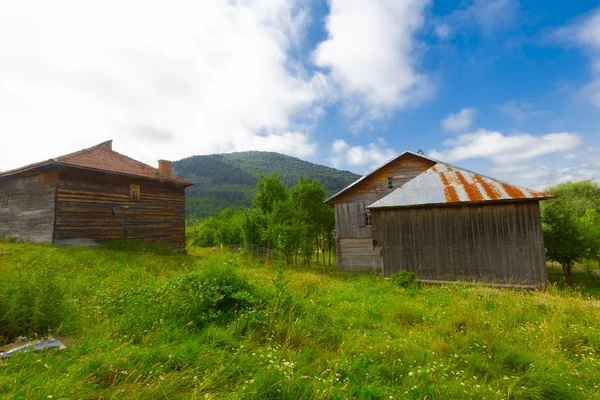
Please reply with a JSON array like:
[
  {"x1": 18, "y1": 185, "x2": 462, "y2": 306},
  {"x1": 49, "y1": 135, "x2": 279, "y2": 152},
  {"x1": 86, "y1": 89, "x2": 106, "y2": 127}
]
[{"x1": 0, "y1": 140, "x2": 194, "y2": 186}]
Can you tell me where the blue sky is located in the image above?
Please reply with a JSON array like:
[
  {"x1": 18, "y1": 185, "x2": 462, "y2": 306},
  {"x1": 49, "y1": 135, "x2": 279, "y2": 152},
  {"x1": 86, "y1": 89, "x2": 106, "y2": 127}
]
[{"x1": 1, "y1": 0, "x2": 599, "y2": 189}]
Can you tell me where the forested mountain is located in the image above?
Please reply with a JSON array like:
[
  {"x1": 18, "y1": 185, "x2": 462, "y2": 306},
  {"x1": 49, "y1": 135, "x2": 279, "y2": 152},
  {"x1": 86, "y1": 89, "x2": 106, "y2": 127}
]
[{"x1": 173, "y1": 151, "x2": 360, "y2": 218}]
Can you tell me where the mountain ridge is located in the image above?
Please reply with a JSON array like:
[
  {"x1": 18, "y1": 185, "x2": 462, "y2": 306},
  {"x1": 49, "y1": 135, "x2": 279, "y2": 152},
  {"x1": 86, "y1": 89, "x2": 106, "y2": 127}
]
[{"x1": 173, "y1": 151, "x2": 360, "y2": 218}]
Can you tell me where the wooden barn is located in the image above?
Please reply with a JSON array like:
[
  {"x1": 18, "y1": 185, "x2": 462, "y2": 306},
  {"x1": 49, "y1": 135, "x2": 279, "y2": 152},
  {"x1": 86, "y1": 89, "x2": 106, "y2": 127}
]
[
  {"x1": 326, "y1": 151, "x2": 551, "y2": 287},
  {"x1": 0, "y1": 140, "x2": 193, "y2": 249}
]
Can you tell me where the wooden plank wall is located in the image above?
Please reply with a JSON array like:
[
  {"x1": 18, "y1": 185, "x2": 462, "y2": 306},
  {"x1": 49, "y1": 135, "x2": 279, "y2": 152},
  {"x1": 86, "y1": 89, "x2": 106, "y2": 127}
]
[
  {"x1": 0, "y1": 171, "x2": 57, "y2": 242},
  {"x1": 337, "y1": 238, "x2": 382, "y2": 272},
  {"x1": 54, "y1": 168, "x2": 186, "y2": 249},
  {"x1": 332, "y1": 154, "x2": 435, "y2": 206},
  {"x1": 332, "y1": 154, "x2": 434, "y2": 271},
  {"x1": 371, "y1": 201, "x2": 547, "y2": 286}
]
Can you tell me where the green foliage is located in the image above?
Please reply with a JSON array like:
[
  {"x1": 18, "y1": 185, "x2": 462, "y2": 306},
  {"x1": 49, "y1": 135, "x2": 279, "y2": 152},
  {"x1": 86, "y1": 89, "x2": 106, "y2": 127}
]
[
  {"x1": 542, "y1": 180, "x2": 600, "y2": 280},
  {"x1": 0, "y1": 265, "x2": 68, "y2": 342},
  {"x1": 146, "y1": 265, "x2": 260, "y2": 331},
  {"x1": 391, "y1": 270, "x2": 418, "y2": 288},
  {"x1": 173, "y1": 151, "x2": 359, "y2": 218},
  {"x1": 1, "y1": 243, "x2": 600, "y2": 398},
  {"x1": 579, "y1": 209, "x2": 600, "y2": 261}
]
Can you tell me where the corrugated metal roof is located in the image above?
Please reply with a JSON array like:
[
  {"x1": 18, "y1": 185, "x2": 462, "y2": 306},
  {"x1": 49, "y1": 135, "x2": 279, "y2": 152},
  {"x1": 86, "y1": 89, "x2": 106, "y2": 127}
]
[
  {"x1": 368, "y1": 163, "x2": 551, "y2": 209},
  {"x1": 324, "y1": 150, "x2": 438, "y2": 204}
]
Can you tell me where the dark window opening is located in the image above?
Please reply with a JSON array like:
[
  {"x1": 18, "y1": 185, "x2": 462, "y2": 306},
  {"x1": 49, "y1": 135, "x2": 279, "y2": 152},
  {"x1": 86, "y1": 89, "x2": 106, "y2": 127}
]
[
  {"x1": 387, "y1": 177, "x2": 393, "y2": 189},
  {"x1": 365, "y1": 212, "x2": 371, "y2": 227},
  {"x1": 130, "y1": 184, "x2": 140, "y2": 202},
  {"x1": 1, "y1": 189, "x2": 8, "y2": 206}
]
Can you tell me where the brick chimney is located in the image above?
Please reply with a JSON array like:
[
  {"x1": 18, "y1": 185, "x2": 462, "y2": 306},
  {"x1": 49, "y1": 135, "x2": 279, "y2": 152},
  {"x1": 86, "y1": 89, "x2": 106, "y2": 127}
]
[
  {"x1": 158, "y1": 160, "x2": 172, "y2": 176},
  {"x1": 97, "y1": 140, "x2": 113, "y2": 150}
]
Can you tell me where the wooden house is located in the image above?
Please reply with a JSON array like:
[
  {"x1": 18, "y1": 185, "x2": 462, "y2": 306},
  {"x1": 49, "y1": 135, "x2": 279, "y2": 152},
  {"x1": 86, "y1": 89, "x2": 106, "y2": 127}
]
[
  {"x1": 326, "y1": 151, "x2": 551, "y2": 287},
  {"x1": 0, "y1": 140, "x2": 193, "y2": 249}
]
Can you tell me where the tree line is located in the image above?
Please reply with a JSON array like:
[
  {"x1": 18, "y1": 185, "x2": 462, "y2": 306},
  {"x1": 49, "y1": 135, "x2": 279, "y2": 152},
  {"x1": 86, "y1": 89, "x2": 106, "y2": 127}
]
[{"x1": 187, "y1": 174, "x2": 335, "y2": 268}]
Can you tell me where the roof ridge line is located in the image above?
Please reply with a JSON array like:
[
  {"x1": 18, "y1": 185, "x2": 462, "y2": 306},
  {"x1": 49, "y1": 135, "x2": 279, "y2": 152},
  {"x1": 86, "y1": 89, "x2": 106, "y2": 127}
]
[{"x1": 324, "y1": 149, "x2": 437, "y2": 204}]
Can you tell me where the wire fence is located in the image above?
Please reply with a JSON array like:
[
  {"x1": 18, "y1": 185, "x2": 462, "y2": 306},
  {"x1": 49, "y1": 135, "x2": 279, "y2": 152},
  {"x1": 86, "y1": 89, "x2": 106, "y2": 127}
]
[{"x1": 216, "y1": 243, "x2": 283, "y2": 260}]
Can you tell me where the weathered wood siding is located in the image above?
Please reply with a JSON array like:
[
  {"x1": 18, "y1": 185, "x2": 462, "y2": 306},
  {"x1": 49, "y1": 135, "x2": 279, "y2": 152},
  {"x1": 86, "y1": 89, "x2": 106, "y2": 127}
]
[
  {"x1": 0, "y1": 171, "x2": 57, "y2": 242},
  {"x1": 337, "y1": 238, "x2": 382, "y2": 272},
  {"x1": 371, "y1": 201, "x2": 547, "y2": 286},
  {"x1": 332, "y1": 154, "x2": 435, "y2": 206},
  {"x1": 54, "y1": 168, "x2": 186, "y2": 249},
  {"x1": 332, "y1": 154, "x2": 434, "y2": 271}
]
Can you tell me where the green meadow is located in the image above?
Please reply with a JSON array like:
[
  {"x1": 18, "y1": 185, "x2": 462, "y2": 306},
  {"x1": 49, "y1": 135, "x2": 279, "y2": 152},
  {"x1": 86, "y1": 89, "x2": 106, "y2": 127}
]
[{"x1": 1, "y1": 242, "x2": 599, "y2": 399}]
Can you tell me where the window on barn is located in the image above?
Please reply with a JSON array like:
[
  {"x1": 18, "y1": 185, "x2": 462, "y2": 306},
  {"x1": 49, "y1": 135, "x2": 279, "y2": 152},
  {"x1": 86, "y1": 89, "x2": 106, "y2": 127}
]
[
  {"x1": 1, "y1": 189, "x2": 8, "y2": 206},
  {"x1": 130, "y1": 184, "x2": 140, "y2": 202},
  {"x1": 364, "y1": 211, "x2": 371, "y2": 227},
  {"x1": 387, "y1": 177, "x2": 393, "y2": 189}
]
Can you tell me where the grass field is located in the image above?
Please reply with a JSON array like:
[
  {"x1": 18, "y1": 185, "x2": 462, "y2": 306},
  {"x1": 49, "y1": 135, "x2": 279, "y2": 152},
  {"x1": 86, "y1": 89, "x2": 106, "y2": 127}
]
[{"x1": 1, "y1": 242, "x2": 599, "y2": 399}]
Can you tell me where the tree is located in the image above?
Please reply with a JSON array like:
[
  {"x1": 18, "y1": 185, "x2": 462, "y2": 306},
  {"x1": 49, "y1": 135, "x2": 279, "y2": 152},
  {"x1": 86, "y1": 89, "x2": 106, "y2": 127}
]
[
  {"x1": 214, "y1": 208, "x2": 243, "y2": 247},
  {"x1": 579, "y1": 209, "x2": 600, "y2": 269},
  {"x1": 542, "y1": 181, "x2": 600, "y2": 282},
  {"x1": 253, "y1": 174, "x2": 288, "y2": 251},
  {"x1": 193, "y1": 217, "x2": 219, "y2": 247}
]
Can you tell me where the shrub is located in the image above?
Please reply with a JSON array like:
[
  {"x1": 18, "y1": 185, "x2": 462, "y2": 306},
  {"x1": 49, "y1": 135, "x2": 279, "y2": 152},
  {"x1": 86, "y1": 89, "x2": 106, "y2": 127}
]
[
  {"x1": 391, "y1": 270, "x2": 418, "y2": 288},
  {"x1": 144, "y1": 265, "x2": 260, "y2": 331}
]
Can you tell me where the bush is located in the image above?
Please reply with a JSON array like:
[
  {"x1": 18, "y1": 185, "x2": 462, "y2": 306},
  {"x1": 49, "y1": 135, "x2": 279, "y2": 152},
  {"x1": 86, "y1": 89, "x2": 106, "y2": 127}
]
[
  {"x1": 144, "y1": 265, "x2": 260, "y2": 331},
  {"x1": 0, "y1": 266, "x2": 68, "y2": 343},
  {"x1": 391, "y1": 270, "x2": 418, "y2": 288}
]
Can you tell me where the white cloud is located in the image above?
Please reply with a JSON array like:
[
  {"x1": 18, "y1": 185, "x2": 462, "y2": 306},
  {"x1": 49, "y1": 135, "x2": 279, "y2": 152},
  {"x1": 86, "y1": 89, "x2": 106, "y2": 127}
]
[
  {"x1": 554, "y1": 7, "x2": 600, "y2": 108},
  {"x1": 434, "y1": 23, "x2": 452, "y2": 40},
  {"x1": 429, "y1": 129, "x2": 581, "y2": 164},
  {"x1": 0, "y1": 0, "x2": 326, "y2": 171},
  {"x1": 331, "y1": 139, "x2": 349, "y2": 153},
  {"x1": 497, "y1": 101, "x2": 546, "y2": 122},
  {"x1": 436, "y1": 0, "x2": 517, "y2": 38},
  {"x1": 330, "y1": 139, "x2": 396, "y2": 170},
  {"x1": 441, "y1": 107, "x2": 476, "y2": 132},
  {"x1": 465, "y1": 0, "x2": 518, "y2": 33},
  {"x1": 313, "y1": 0, "x2": 432, "y2": 116}
]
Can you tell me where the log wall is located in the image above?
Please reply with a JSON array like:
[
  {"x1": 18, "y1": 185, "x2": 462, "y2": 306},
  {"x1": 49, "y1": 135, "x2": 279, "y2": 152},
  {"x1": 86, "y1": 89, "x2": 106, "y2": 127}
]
[
  {"x1": 54, "y1": 168, "x2": 186, "y2": 249},
  {"x1": 371, "y1": 201, "x2": 547, "y2": 286},
  {"x1": 0, "y1": 171, "x2": 57, "y2": 243}
]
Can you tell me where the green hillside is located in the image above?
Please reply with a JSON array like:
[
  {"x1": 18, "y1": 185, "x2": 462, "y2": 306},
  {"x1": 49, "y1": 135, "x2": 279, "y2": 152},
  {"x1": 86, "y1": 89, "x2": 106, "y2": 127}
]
[{"x1": 173, "y1": 151, "x2": 360, "y2": 218}]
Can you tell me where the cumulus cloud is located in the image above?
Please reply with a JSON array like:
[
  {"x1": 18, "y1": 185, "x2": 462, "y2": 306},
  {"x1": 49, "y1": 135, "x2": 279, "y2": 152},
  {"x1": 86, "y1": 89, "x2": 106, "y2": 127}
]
[
  {"x1": 313, "y1": 0, "x2": 432, "y2": 116},
  {"x1": 330, "y1": 139, "x2": 396, "y2": 170},
  {"x1": 429, "y1": 129, "x2": 581, "y2": 164},
  {"x1": 441, "y1": 107, "x2": 476, "y2": 132},
  {"x1": 0, "y1": 0, "x2": 325, "y2": 171}
]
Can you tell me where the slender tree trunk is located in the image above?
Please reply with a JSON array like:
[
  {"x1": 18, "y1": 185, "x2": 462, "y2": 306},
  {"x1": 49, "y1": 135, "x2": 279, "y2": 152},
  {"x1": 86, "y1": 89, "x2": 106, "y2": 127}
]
[
  {"x1": 563, "y1": 262, "x2": 573, "y2": 284},
  {"x1": 316, "y1": 237, "x2": 319, "y2": 264},
  {"x1": 328, "y1": 239, "x2": 332, "y2": 266}
]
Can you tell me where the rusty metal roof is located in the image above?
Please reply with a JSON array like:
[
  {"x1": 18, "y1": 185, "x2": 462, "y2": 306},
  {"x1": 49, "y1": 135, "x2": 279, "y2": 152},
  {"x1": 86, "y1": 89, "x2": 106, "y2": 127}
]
[{"x1": 368, "y1": 163, "x2": 551, "y2": 209}]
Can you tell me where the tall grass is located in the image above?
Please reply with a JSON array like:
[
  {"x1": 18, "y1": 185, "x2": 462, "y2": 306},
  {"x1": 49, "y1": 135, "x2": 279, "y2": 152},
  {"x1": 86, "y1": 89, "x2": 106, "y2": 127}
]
[{"x1": 0, "y1": 241, "x2": 599, "y2": 399}]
